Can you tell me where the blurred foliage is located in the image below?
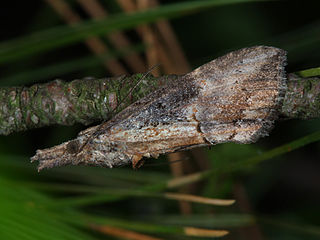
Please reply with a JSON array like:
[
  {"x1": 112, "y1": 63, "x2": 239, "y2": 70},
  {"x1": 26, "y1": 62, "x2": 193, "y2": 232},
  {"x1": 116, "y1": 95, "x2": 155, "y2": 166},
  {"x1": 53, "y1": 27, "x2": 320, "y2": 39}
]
[{"x1": 0, "y1": 0, "x2": 320, "y2": 239}]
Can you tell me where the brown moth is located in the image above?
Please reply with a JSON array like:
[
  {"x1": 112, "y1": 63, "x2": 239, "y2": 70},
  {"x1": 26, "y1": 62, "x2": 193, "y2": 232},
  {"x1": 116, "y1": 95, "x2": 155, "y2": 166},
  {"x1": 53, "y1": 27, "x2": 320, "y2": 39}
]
[{"x1": 31, "y1": 46, "x2": 287, "y2": 171}]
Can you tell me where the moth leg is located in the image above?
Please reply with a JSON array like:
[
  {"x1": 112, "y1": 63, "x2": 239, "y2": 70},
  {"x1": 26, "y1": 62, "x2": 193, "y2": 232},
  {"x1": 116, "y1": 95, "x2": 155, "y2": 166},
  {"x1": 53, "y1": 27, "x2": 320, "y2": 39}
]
[{"x1": 132, "y1": 154, "x2": 144, "y2": 169}]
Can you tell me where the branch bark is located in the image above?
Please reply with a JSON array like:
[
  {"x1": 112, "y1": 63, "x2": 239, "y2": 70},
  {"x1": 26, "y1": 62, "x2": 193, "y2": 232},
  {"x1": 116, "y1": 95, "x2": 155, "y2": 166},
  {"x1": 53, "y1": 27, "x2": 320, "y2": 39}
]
[
  {"x1": 1, "y1": 46, "x2": 320, "y2": 171},
  {"x1": 281, "y1": 73, "x2": 320, "y2": 119},
  {"x1": 1, "y1": 71, "x2": 319, "y2": 136},
  {"x1": 0, "y1": 74, "x2": 175, "y2": 135}
]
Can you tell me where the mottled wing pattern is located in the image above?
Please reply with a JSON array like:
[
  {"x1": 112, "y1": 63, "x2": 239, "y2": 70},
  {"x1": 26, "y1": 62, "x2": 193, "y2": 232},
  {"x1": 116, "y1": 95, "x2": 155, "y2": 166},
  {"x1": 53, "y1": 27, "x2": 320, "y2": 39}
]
[
  {"x1": 94, "y1": 46, "x2": 286, "y2": 164},
  {"x1": 32, "y1": 46, "x2": 287, "y2": 170},
  {"x1": 94, "y1": 72, "x2": 204, "y2": 164},
  {"x1": 188, "y1": 46, "x2": 287, "y2": 144}
]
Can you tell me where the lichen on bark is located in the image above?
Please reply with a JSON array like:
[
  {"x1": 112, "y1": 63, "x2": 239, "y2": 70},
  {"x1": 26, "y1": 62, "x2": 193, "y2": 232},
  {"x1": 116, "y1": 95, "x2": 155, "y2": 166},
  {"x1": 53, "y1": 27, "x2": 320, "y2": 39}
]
[
  {"x1": 281, "y1": 73, "x2": 320, "y2": 119},
  {"x1": 0, "y1": 74, "x2": 177, "y2": 135}
]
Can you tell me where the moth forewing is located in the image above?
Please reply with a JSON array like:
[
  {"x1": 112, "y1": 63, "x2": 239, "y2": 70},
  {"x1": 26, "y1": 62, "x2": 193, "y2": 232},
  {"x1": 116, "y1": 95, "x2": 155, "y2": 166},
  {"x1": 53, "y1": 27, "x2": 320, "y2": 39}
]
[
  {"x1": 31, "y1": 46, "x2": 287, "y2": 171},
  {"x1": 189, "y1": 46, "x2": 287, "y2": 144}
]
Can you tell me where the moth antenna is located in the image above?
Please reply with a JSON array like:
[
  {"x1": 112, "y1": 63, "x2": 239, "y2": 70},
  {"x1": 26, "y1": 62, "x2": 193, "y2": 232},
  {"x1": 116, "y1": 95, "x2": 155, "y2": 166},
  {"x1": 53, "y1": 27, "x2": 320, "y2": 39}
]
[
  {"x1": 76, "y1": 64, "x2": 161, "y2": 154},
  {"x1": 119, "y1": 64, "x2": 160, "y2": 107}
]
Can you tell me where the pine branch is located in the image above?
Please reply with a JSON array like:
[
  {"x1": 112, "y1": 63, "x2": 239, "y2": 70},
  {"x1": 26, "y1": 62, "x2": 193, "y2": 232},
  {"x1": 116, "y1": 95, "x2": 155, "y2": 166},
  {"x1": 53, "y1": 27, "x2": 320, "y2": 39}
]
[
  {"x1": 1, "y1": 46, "x2": 320, "y2": 170},
  {"x1": 1, "y1": 69, "x2": 319, "y2": 137},
  {"x1": 0, "y1": 74, "x2": 176, "y2": 135},
  {"x1": 281, "y1": 73, "x2": 320, "y2": 119}
]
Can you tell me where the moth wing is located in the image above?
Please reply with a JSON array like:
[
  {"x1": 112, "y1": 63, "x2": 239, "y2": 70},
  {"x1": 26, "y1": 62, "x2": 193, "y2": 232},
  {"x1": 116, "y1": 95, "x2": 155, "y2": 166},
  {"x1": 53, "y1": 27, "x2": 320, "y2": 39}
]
[{"x1": 187, "y1": 46, "x2": 287, "y2": 144}]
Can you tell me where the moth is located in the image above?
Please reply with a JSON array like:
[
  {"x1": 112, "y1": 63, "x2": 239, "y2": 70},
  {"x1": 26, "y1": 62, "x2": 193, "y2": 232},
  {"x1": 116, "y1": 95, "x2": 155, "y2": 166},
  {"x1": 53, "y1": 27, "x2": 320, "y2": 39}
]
[{"x1": 31, "y1": 46, "x2": 287, "y2": 171}]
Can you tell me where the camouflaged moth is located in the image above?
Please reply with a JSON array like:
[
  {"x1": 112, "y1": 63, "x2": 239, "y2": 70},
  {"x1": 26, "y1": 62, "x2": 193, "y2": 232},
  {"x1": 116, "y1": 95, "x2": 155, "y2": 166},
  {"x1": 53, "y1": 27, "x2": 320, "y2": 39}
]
[{"x1": 31, "y1": 46, "x2": 287, "y2": 171}]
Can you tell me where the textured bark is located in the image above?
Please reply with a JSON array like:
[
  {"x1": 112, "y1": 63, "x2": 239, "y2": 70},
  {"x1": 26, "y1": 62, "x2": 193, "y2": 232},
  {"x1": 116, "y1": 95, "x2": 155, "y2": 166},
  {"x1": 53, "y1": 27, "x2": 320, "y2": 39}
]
[
  {"x1": 281, "y1": 73, "x2": 320, "y2": 119},
  {"x1": 0, "y1": 46, "x2": 319, "y2": 171},
  {"x1": 0, "y1": 74, "x2": 176, "y2": 135}
]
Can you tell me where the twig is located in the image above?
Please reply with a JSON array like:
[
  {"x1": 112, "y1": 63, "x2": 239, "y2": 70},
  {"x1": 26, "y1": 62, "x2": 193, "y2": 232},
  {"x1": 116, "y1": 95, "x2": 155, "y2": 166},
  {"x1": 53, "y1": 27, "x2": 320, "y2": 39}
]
[
  {"x1": 76, "y1": 0, "x2": 146, "y2": 73},
  {"x1": 45, "y1": 0, "x2": 127, "y2": 75},
  {"x1": 1, "y1": 46, "x2": 319, "y2": 171},
  {"x1": 90, "y1": 224, "x2": 163, "y2": 240},
  {"x1": 0, "y1": 74, "x2": 172, "y2": 135},
  {"x1": 149, "y1": 0, "x2": 191, "y2": 74},
  {"x1": 281, "y1": 73, "x2": 320, "y2": 119},
  {"x1": 117, "y1": 0, "x2": 177, "y2": 74}
]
